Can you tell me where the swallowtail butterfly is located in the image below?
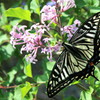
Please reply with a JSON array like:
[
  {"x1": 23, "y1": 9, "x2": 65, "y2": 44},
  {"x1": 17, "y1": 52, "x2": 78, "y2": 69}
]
[{"x1": 47, "y1": 12, "x2": 100, "y2": 97}]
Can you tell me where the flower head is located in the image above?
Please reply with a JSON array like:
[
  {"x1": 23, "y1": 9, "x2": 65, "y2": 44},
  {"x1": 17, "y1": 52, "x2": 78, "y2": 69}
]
[
  {"x1": 10, "y1": 24, "x2": 47, "y2": 63},
  {"x1": 10, "y1": 23, "x2": 62, "y2": 63},
  {"x1": 61, "y1": 19, "x2": 81, "y2": 40},
  {"x1": 10, "y1": 0, "x2": 79, "y2": 64},
  {"x1": 41, "y1": 5, "x2": 57, "y2": 23},
  {"x1": 57, "y1": 0, "x2": 76, "y2": 12}
]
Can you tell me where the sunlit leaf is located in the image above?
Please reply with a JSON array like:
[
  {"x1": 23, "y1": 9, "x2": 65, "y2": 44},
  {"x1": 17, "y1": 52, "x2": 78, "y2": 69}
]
[
  {"x1": 30, "y1": 0, "x2": 40, "y2": 15},
  {"x1": 14, "y1": 87, "x2": 22, "y2": 100},
  {"x1": 46, "y1": 61, "x2": 55, "y2": 71},
  {"x1": 89, "y1": 7, "x2": 100, "y2": 13},
  {"x1": 5, "y1": 7, "x2": 32, "y2": 21},
  {"x1": 79, "y1": 86, "x2": 93, "y2": 100},
  {"x1": 24, "y1": 63, "x2": 32, "y2": 78},
  {"x1": 94, "y1": 66, "x2": 100, "y2": 80},
  {"x1": 21, "y1": 82, "x2": 32, "y2": 98}
]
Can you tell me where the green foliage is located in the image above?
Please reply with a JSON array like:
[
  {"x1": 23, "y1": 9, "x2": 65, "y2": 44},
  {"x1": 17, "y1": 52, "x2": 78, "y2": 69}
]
[
  {"x1": 14, "y1": 87, "x2": 22, "y2": 100},
  {"x1": 21, "y1": 82, "x2": 32, "y2": 98},
  {"x1": 0, "y1": 0, "x2": 100, "y2": 100},
  {"x1": 79, "y1": 87, "x2": 94, "y2": 100},
  {"x1": 5, "y1": 7, "x2": 32, "y2": 21},
  {"x1": 24, "y1": 63, "x2": 33, "y2": 78},
  {"x1": 0, "y1": 3, "x2": 8, "y2": 26},
  {"x1": 63, "y1": 96, "x2": 76, "y2": 100},
  {"x1": 30, "y1": 0, "x2": 40, "y2": 15},
  {"x1": 46, "y1": 61, "x2": 55, "y2": 71},
  {"x1": 75, "y1": 0, "x2": 86, "y2": 8}
]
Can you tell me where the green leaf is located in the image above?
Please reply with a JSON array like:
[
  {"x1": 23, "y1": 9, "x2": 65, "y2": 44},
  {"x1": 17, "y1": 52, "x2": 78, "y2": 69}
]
[
  {"x1": 0, "y1": 3, "x2": 8, "y2": 26},
  {"x1": 32, "y1": 87, "x2": 38, "y2": 95},
  {"x1": 83, "y1": 0, "x2": 99, "y2": 7},
  {"x1": 94, "y1": 66, "x2": 100, "y2": 80},
  {"x1": 30, "y1": 0, "x2": 40, "y2": 15},
  {"x1": 89, "y1": 7, "x2": 100, "y2": 13},
  {"x1": 10, "y1": 19, "x2": 22, "y2": 26},
  {"x1": 35, "y1": 73, "x2": 48, "y2": 83},
  {"x1": 0, "y1": 44, "x2": 14, "y2": 61},
  {"x1": 14, "y1": 87, "x2": 22, "y2": 100},
  {"x1": 24, "y1": 63, "x2": 32, "y2": 78},
  {"x1": 2, "y1": 44, "x2": 14, "y2": 56},
  {"x1": 70, "y1": 80, "x2": 80, "y2": 85},
  {"x1": 0, "y1": 34, "x2": 8, "y2": 44},
  {"x1": 75, "y1": 0, "x2": 86, "y2": 8},
  {"x1": 67, "y1": 17, "x2": 74, "y2": 25},
  {"x1": 5, "y1": 7, "x2": 32, "y2": 21},
  {"x1": 8, "y1": 92, "x2": 13, "y2": 100},
  {"x1": 79, "y1": 86, "x2": 93, "y2": 100},
  {"x1": 46, "y1": 61, "x2": 55, "y2": 71},
  {"x1": 21, "y1": 82, "x2": 32, "y2": 98},
  {"x1": 7, "y1": 69, "x2": 17, "y2": 85}
]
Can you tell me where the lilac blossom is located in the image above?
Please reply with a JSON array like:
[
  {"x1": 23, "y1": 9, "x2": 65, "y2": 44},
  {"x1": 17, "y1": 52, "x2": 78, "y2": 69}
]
[
  {"x1": 74, "y1": 19, "x2": 81, "y2": 26},
  {"x1": 10, "y1": 23, "x2": 62, "y2": 63},
  {"x1": 10, "y1": 24, "x2": 46, "y2": 63},
  {"x1": 10, "y1": 0, "x2": 80, "y2": 64},
  {"x1": 57, "y1": 0, "x2": 76, "y2": 12},
  {"x1": 42, "y1": 43, "x2": 61, "y2": 61},
  {"x1": 41, "y1": 5, "x2": 57, "y2": 23},
  {"x1": 43, "y1": 38, "x2": 50, "y2": 43},
  {"x1": 41, "y1": 0, "x2": 76, "y2": 24},
  {"x1": 61, "y1": 19, "x2": 81, "y2": 40}
]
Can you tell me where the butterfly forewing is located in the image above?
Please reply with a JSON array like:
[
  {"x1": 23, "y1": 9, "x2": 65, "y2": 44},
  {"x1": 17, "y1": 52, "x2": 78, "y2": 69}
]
[
  {"x1": 47, "y1": 12, "x2": 100, "y2": 97},
  {"x1": 69, "y1": 12, "x2": 100, "y2": 45}
]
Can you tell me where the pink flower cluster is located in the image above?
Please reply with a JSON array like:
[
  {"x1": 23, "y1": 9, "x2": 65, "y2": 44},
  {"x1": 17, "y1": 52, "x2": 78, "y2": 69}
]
[
  {"x1": 10, "y1": 24, "x2": 61, "y2": 63},
  {"x1": 41, "y1": 0, "x2": 76, "y2": 24},
  {"x1": 10, "y1": 0, "x2": 80, "y2": 63},
  {"x1": 61, "y1": 19, "x2": 81, "y2": 40}
]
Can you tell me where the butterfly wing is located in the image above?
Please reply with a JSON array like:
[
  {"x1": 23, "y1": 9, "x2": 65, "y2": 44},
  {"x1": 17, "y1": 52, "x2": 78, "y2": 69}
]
[
  {"x1": 47, "y1": 12, "x2": 100, "y2": 97},
  {"x1": 47, "y1": 49, "x2": 91, "y2": 97},
  {"x1": 69, "y1": 12, "x2": 100, "y2": 45}
]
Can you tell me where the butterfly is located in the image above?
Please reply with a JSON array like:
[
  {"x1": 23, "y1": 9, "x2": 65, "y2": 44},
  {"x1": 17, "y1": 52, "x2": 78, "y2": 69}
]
[{"x1": 47, "y1": 12, "x2": 100, "y2": 97}]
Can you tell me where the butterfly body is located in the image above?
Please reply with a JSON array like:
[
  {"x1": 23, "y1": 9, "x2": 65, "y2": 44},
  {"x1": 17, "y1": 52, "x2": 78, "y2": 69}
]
[{"x1": 47, "y1": 12, "x2": 100, "y2": 97}]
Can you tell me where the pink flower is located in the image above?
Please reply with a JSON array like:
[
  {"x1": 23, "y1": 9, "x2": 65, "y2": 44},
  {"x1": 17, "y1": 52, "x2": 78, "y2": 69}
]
[
  {"x1": 57, "y1": 0, "x2": 76, "y2": 12},
  {"x1": 41, "y1": 48, "x2": 48, "y2": 54},
  {"x1": 10, "y1": 24, "x2": 46, "y2": 63},
  {"x1": 41, "y1": 5, "x2": 57, "y2": 23},
  {"x1": 43, "y1": 43, "x2": 62, "y2": 61},
  {"x1": 10, "y1": 0, "x2": 78, "y2": 64},
  {"x1": 43, "y1": 38, "x2": 50, "y2": 43},
  {"x1": 74, "y1": 19, "x2": 81, "y2": 26},
  {"x1": 10, "y1": 23, "x2": 62, "y2": 63},
  {"x1": 61, "y1": 19, "x2": 81, "y2": 40},
  {"x1": 25, "y1": 47, "x2": 38, "y2": 64}
]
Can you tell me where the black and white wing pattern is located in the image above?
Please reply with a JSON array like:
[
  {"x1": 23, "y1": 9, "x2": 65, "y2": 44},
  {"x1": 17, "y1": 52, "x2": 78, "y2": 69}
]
[{"x1": 47, "y1": 12, "x2": 100, "y2": 97}]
